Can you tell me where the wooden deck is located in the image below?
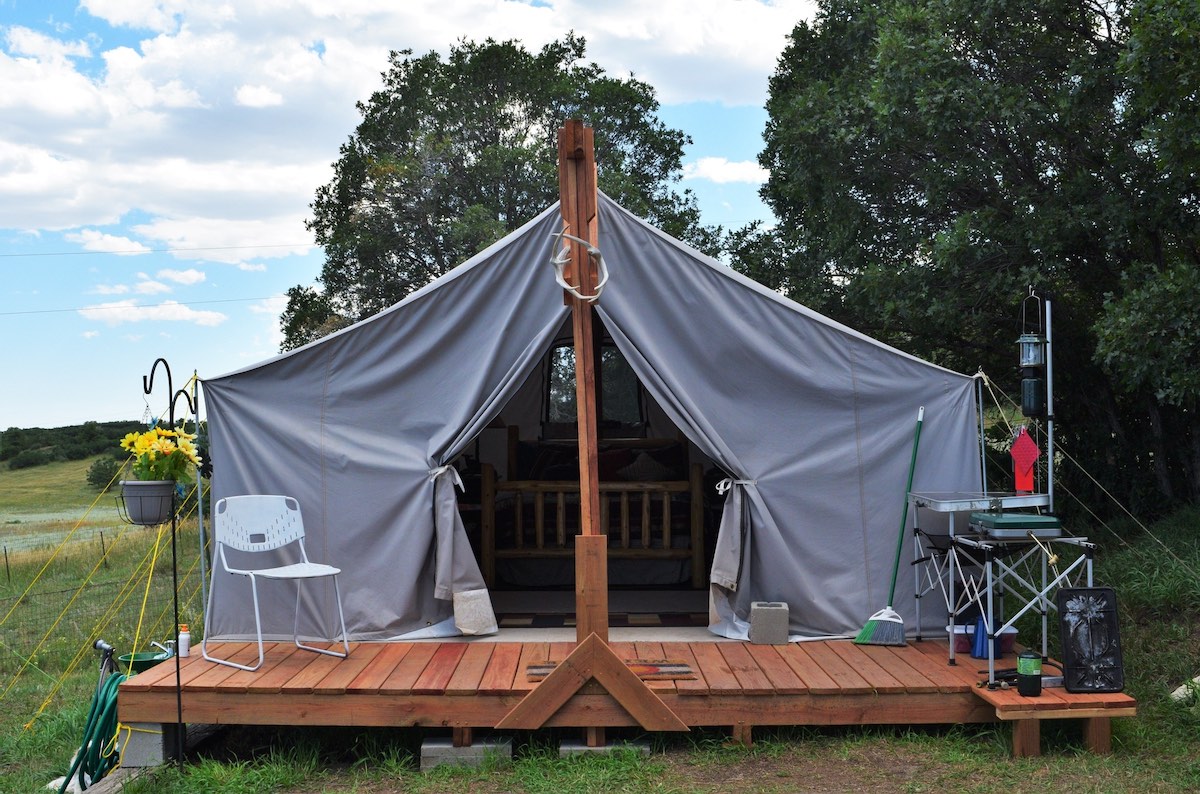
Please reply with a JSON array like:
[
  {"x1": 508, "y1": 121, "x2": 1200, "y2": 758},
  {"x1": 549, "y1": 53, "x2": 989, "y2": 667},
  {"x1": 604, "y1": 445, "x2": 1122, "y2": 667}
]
[{"x1": 118, "y1": 637, "x2": 1135, "y2": 757}]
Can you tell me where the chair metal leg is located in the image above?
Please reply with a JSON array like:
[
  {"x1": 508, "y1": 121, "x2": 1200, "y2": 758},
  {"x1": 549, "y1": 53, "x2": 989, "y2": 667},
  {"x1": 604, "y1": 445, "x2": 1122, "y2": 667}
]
[
  {"x1": 292, "y1": 576, "x2": 349, "y2": 659},
  {"x1": 203, "y1": 574, "x2": 265, "y2": 672}
]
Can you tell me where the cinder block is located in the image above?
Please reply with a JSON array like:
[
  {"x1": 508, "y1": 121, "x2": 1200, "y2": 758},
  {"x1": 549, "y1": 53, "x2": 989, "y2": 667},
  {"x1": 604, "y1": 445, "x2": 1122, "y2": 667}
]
[
  {"x1": 119, "y1": 722, "x2": 182, "y2": 767},
  {"x1": 749, "y1": 601, "x2": 789, "y2": 645},
  {"x1": 558, "y1": 738, "x2": 650, "y2": 757},
  {"x1": 420, "y1": 737, "x2": 512, "y2": 771}
]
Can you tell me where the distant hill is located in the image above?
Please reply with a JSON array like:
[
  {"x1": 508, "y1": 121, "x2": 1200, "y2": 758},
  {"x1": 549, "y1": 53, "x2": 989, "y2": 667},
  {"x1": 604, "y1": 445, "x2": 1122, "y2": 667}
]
[{"x1": 0, "y1": 421, "x2": 144, "y2": 470}]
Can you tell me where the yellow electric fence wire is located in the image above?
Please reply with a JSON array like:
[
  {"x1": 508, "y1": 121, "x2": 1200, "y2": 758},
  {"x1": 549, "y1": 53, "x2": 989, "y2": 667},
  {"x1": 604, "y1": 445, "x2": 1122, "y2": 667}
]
[
  {"x1": 18, "y1": 481, "x2": 206, "y2": 726},
  {"x1": 22, "y1": 523, "x2": 201, "y2": 728},
  {"x1": 978, "y1": 371, "x2": 1200, "y2": 580},
  {"x1": 1, "y1": 518, "x2": 138, "y2": 701},
  {"x1": 20, "y1": 529, "x2": 164, "y2": 721},
  {"x1": 0, "y1": 458, "x2": 133, "y2": 630},
  {"x1": 129, "y1": 524, "x2": 168, "y2": 670}
]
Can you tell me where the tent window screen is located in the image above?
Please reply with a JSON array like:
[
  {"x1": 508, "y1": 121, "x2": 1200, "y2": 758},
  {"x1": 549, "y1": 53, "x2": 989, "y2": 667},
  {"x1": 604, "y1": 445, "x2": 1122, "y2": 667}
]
[{"x1": 546, "y1": 344, "x2": 642, "y2": 427}]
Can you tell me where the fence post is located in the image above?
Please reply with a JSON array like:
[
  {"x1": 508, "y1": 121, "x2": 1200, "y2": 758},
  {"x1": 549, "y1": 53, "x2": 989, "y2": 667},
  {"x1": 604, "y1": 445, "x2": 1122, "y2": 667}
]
[
  {"x1": 100, "y1": 531, "x2": 108, "y2": 568},
  {"x1": 4, "y1": 545, "x2": 8, "y2": 581}
]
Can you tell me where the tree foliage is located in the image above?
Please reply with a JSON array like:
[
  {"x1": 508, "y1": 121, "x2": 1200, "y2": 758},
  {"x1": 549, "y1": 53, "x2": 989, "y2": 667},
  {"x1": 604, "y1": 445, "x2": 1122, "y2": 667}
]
[
  {"x1": 287, "y1": 34, "x2": 718, "y2": 349},
  {"x1": 752, "y1": 0, "x2": 1200, "y2": 511}
]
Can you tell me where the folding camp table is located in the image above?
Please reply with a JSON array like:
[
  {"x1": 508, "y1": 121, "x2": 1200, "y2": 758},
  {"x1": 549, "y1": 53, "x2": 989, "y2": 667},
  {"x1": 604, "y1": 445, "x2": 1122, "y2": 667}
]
[{"x1": 908, "y1": 492, "x2": 1095, "y2": 685}]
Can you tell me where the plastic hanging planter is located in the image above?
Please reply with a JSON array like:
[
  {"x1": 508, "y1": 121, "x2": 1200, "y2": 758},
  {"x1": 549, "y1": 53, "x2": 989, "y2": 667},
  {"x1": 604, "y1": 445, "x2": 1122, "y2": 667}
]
[{"x1": 117, "y1": 480, "x2": 176, "y2": 526}]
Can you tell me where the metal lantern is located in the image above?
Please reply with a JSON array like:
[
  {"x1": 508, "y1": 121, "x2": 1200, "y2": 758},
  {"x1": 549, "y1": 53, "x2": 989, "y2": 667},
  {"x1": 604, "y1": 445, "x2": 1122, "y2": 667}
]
[
  {"x1": 1017, "y1": 332, "x2": 1045, "y2": 369},
  {"x1": 1018, "y1": 307, "x2": 1047, "y2": 418}
]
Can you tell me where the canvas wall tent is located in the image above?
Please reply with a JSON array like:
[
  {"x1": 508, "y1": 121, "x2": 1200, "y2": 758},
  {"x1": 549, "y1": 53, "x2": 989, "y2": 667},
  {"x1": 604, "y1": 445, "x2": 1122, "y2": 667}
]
[{"x1": 202, "y1": 193, "x2": 982, "y2": 643}]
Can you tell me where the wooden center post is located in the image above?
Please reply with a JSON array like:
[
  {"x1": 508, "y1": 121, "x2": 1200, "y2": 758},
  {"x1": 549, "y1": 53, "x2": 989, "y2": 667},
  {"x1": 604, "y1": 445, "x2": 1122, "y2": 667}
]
[{"x1": 557, "y1": 119, "x2": 607, "y2": 643}]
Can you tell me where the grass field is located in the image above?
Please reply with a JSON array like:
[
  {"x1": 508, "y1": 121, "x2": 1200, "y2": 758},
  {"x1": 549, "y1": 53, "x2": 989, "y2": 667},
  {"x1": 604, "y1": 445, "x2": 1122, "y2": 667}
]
[{"x1": 2, "y1": 458, "x2": 1199, "y2": 792}]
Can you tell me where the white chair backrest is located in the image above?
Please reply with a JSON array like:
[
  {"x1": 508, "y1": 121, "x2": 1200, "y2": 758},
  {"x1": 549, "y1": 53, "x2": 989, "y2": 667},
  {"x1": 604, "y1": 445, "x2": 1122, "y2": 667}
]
[{"x1": 214, "y1": 495, "x2": 306, "y2": 553}]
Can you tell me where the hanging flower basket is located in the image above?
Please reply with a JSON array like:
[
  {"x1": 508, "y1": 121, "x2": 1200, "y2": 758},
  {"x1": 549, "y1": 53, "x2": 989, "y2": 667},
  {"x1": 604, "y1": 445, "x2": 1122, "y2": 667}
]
[{"x1": 118, "y1": 480, "x2": 176, "y2": 526}]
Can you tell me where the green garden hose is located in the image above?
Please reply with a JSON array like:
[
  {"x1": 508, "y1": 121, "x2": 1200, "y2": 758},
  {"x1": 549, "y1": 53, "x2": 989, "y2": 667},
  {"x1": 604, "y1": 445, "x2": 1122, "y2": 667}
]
[{"x1": 59, "y1": 669, "x2": 126, "y2": 793}]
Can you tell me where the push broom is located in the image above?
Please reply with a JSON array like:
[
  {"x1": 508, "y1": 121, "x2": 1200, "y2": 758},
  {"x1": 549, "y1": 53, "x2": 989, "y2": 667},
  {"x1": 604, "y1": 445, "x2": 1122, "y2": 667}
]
[{"x1": 855, "y1": 405, "x2": 924, "y2": 646}]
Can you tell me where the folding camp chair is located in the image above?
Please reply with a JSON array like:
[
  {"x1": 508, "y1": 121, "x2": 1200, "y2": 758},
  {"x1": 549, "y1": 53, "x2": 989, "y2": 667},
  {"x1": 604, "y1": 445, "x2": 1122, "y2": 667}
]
[{"x1": 203, "y1": 495, "x2": 350, "y2": 671}]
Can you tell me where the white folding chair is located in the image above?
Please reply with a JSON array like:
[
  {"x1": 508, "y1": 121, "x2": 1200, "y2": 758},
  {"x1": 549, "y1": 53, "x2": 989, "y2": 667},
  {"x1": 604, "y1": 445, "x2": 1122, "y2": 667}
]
[{"x1": 203, "y1": 495, "x2": 349, "y2": 671}]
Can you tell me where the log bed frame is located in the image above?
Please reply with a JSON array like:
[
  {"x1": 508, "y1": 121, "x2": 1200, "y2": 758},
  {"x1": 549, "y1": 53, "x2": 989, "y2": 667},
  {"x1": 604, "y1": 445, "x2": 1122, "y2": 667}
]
[{"x1": 479, "y1": 461, "x2": 705, "y2": 589}]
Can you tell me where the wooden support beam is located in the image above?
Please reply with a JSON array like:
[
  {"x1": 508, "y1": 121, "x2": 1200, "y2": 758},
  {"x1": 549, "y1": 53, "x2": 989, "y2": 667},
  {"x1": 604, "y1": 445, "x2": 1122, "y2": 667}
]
[
  {"x1": 481, "y1": 464, "x2": 495, "y2": 588},
  {"x1": 557, "y1": 119, "x2": 607, "y2": 642},
  {"x1": 1083, "y1": 716, "x2": 1112, "y2": 754},
  {"x1": 575, "y1": 535, "x2": 608, "y2": 642},
  {"x1": 496, "y1": 633, "x2": 689, "y2": 732},
  {"x1": 1011, "y1": 718, "x2": 1040, "y2": 757}
]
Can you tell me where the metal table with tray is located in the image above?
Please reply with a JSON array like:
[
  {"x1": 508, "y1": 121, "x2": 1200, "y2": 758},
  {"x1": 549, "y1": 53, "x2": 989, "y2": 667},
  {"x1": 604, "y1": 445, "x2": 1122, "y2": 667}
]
[{"x1": 908, "y1": 492, "x2": 1095, "y2": 685}]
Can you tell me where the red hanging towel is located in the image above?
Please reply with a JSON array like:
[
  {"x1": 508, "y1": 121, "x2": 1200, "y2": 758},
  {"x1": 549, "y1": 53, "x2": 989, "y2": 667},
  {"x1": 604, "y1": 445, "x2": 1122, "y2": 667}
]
[{"x1": 1010, "y1": 427, "x2": 1040, "y2": 492}]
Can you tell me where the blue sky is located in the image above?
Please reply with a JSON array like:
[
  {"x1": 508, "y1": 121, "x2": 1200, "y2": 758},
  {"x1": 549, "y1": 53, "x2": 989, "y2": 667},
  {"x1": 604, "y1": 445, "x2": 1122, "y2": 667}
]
[{"x1": 0, "y1": 0, "x2": 815, "y2": 429}]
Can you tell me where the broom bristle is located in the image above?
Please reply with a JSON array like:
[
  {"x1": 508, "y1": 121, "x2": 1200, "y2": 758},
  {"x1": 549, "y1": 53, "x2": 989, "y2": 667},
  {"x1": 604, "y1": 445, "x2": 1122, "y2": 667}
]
[{"x1": 853, "y1": 606, "x2": 906, "y2": 646}]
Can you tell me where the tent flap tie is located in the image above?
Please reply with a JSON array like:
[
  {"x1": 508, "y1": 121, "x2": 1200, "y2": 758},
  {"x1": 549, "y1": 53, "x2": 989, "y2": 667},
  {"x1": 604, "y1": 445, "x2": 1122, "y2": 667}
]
[
  {"x1": 429, "y1": 464, "x2": 464, "y2": 491},
  {"x1": 715, "y1": 478, "x2": 757, "y2": 496}
]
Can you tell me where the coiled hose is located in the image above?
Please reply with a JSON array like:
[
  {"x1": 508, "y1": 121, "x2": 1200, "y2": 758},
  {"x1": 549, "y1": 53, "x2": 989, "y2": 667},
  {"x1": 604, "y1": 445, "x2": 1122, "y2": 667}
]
[{"x1": 59, "y1": 646, "x2": 127, "y2": 793}]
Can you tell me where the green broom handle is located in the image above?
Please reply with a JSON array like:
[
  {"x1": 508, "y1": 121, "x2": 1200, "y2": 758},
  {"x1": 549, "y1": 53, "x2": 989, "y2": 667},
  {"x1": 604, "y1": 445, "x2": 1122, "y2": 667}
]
[{"x1": 887, "y1": 406, "x2": 924, "y2": 606}]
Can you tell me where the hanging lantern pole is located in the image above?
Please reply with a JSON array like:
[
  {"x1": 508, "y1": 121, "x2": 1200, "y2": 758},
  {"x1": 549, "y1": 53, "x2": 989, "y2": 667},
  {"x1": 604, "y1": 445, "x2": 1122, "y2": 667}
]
[{"x1": 1017, "y1": 289, "x2": 1054, "y2": 510}]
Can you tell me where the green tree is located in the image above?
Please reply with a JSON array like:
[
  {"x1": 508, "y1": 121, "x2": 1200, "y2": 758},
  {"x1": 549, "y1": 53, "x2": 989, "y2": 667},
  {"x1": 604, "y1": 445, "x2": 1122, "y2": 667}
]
[
  {"x1": 752, "y1": 0, "x2": 1200, "y2": 510},
  {"x1": 287, "y1": 34, "x2": 717, "y2": 349}
]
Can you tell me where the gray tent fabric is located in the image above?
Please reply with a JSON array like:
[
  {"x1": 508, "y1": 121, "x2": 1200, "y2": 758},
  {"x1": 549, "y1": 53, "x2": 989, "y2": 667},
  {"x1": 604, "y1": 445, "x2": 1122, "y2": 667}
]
[
  {"x1": 202, "y1": 192, "x2": 982, "y2": 642},
  {"x1": 204, "y1": 204, "x2": 568, "y2": 641},
  {"x1": 593, "y1": 197, "x2": 980, "y2": 636}
]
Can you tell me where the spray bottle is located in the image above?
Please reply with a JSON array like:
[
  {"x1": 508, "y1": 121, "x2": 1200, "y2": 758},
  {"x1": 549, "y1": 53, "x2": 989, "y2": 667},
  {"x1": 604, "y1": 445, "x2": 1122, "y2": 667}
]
[{"x1": 178, "y1": 624, "x2": 191, "y2": 658}]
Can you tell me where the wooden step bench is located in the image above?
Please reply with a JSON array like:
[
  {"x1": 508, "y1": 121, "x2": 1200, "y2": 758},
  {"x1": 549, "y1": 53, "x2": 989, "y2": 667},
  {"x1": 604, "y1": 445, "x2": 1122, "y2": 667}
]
[{"x1": 972, "y1": 683, "x2": 1136, "y2": 757}]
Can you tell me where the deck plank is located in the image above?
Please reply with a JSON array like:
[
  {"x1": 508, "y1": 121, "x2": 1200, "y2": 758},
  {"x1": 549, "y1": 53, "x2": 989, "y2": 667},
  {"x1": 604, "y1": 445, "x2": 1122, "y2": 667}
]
[
  {"x1": 634, "y1": 640, "x2": 676, "y2": 692},
  {"x1": 827, "y1": 643, "x2": 907, "y2": 694},
  {"x1": 219, "y1": 645, "x2": 303, "y2": 693},
  {"x1": 124, "y1": 652, "x2": 211, "y2": 691},
  {"x1": 347, "y1": 644, "x2": 411, "y2": 694},
  {"x1": 882, "y1": 643, "x2": 964, "y2": 694},
  {"x1": 687, "y1": 642, "x2": 741, "y2": 693},
  {"x1": 661, "y1": 641, "x2": 710, "y2": 695},
  {"x1": 379, "y1": 642, "x2": 439, "y2": 694},
  {"x1": 775, "y1": 643, "x2": 839, "y2": 694},
  {"x1": 314, "y1": 644, "x2": 383, "y2": 694},
  {"x1": 282, "y1": 647, "x2": 355, "y2": 694},
  {"x1": 742, "y1": 645, "x2": 806, "y2": 695},
  {"x1": 912, "y1": 639, "x2": 985, "y2": 688},
  {"x1": 187, "y1": 644, "x2": 260, "y2": 692},
  {"x1": 513, "y1": 642, "x2": 550, "y2": 692},
  {"x1": 413, "y1": 643, "x2": 469, "y2": 695},
  {"x1": 243, "y1": 645, "x2": 332, "y2": 694},
  {"x1": 445, "y1": 643, "x2": 495, "y2": 696},
  {"x1": 716, "y1": 643, "x2": 774, "y2": 695},
  {"x1": 478, "y1": 643, "x2": 522, "y2": 695},
  {"x1": 801, "y1": 642, "x2": 873, "y2": 694}
]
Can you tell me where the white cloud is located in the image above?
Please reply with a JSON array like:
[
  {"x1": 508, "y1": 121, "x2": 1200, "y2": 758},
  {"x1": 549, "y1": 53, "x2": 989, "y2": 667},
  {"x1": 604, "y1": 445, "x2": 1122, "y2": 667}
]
[
  {"x1": 682, "y1": 157, "x2": 768, "y2": 184},
  {"x1": 64, "y1": 229, "x2": 152, "y2": 254},
  {"x1": 235, "y1": 84, "x2": 283, "y2": 107},
  {"x1": 132, "y1": 215, "x2": 315, "y2": 264},
  {"x1": 158, "y1": 268, "x2": 206, "y2": 285},
  {"x1": 134, "y1": 279, "x2": 172, "y2": 294},
  {"x1": 78, "y1": 298, "x2": 227, "y2": 326},
  {"x1": 82, "y1": 330, "x2": 100, "y2": 339},
  {"x1": 1, "y1": 1, "x2": 815, "y2": 237},
  {"x1": 5, "y1": 26, "x2": 92, "y2": 60}
]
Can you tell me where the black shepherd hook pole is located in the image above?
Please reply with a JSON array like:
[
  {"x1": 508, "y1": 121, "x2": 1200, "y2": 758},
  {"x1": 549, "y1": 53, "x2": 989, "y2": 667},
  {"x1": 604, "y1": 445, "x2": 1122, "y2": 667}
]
[{"x1": 142, "y1": 357, "x2": 198, "y2": 768}]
